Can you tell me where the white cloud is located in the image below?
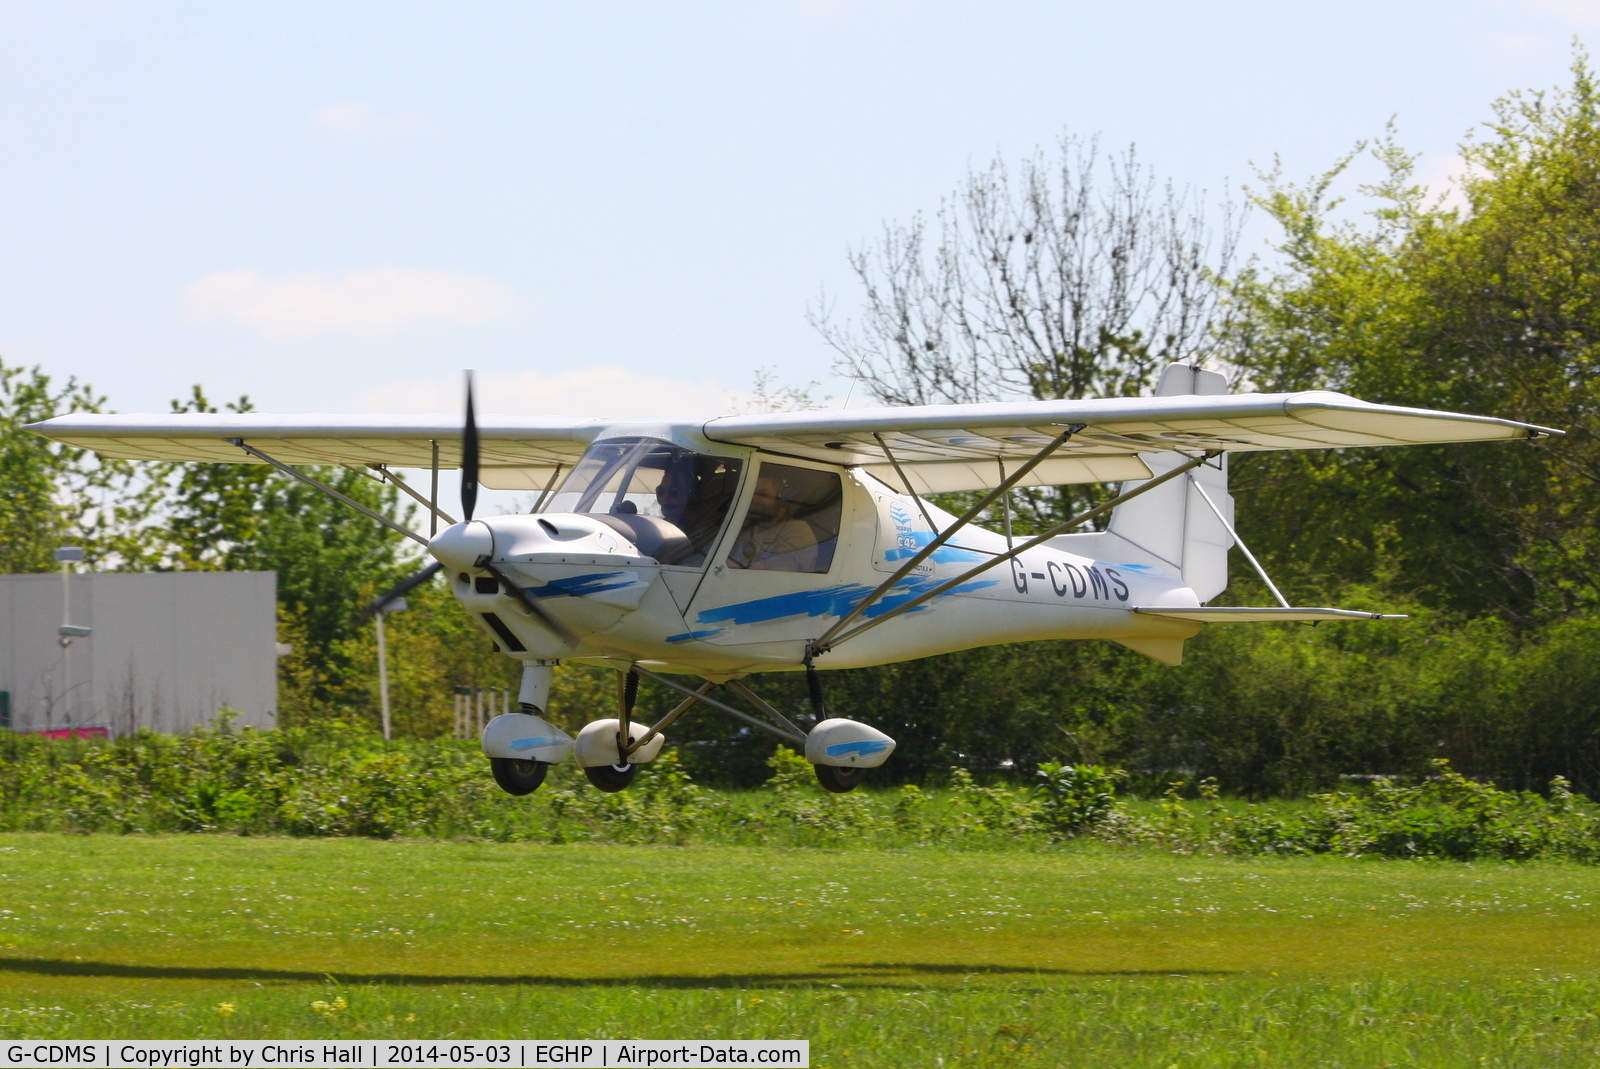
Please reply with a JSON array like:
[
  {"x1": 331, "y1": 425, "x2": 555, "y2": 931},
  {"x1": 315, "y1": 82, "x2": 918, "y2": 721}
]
[
  {"x1": 310, "y1": 101, "x2": 429, "y2": 134},
  {"x1": 184, "y1": 267, "x2": 514, "y2": 337},
  {"x1": 353, "y1": 367, "x2": 746, "y2": 420}
]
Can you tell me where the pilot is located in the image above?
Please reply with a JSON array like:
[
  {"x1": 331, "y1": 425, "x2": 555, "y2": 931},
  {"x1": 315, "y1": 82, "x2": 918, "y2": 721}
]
[
  {"x1": 655, "y1": 459, "x2": 735, "y2": 564},
  {"x1": 655, "y1": 462, "x2": 694, "y2": 525},
  {"x1": 727, "y1": 468, "x2": 823, "y2": 571}
]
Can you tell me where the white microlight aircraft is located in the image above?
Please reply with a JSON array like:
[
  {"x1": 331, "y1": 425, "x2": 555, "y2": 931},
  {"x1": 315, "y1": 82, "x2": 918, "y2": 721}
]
[{"x1": 30, "y1": 364, "x2": 1559, "y2": 794}]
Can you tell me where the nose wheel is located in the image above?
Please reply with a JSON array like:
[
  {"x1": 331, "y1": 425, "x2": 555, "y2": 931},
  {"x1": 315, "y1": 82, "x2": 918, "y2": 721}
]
[
  {"x1": 489, "y1": 758, "x2": 549, "y2": 796},
  {"x1": 584, "y1": 763, "x2": 638, "y2": 793}
]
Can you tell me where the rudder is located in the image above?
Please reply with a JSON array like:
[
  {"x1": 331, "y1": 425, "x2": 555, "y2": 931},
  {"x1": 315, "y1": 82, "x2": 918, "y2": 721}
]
[{"x1": 1103, "y1": 364, "x2": 1235, "y2": 603}]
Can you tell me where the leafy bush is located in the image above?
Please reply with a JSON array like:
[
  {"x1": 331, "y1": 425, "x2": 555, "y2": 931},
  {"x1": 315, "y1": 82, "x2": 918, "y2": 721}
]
[
  {"x1": 1215, "y1": 762, "x2": 1600, "y2": 862},
  {"x1": 8, "y1": 723, "x2": 1600, "y2": 862},
  {"x1": 1033, "y1": 762, "x2": 1125, "y2": 836}
]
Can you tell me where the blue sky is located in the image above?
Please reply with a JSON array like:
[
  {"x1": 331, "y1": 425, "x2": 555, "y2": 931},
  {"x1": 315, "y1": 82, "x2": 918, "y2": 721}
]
[{"x1": 1, "y1": 0, "x2": 1594, "y2": 422}]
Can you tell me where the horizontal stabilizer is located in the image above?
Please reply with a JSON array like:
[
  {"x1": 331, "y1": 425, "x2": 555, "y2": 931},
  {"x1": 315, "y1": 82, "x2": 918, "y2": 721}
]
[{"x1": 1134, "y1": 606, "x2": 1407, "y2": 623}]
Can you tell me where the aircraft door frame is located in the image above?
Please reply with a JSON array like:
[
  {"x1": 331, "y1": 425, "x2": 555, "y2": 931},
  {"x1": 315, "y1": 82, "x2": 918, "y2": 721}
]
[{"x1": 682, "y1": 455, "x2": 864, "y2": 647}]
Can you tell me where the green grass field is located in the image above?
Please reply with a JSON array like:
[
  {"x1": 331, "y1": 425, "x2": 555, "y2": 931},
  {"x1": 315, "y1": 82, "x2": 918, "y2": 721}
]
[{"x1": 2, "y1": 834, "x2": 1600, "y2": 1066}]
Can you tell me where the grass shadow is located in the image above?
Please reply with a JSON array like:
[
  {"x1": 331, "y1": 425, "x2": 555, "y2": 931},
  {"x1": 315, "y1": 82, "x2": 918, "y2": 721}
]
[
  {"x1": 831, "y1": 962, "x2": 1238, "y2": 977},
  {"x1": 0, "y1": 956, "x2": 1237, "y2": 989}
]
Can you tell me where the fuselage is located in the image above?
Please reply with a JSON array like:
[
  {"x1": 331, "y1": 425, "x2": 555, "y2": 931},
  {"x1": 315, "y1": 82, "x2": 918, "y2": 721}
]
[{"x1": 428, "y1": 426, "x2": 1202, "y2": 678}]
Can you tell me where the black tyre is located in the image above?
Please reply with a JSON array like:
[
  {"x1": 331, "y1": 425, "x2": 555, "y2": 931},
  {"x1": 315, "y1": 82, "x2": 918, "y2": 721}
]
[
  {"x1": 814, "y1": 763, "x2": 867, "y2": 794},
  {"x1": 584, "y1": 763, "x2": 638, "y2": 793},
  {"x1": 489, "y1": 758, "x2": 549, "y2": 796}
]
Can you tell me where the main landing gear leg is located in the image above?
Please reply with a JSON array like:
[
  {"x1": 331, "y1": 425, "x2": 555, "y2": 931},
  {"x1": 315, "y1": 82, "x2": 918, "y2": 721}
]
[
  {"x1": 486, "y1": 660, "x2": 562, "y2": 796},
  {"x1": 585, "y1": 666, "x2": 640, "y2": 793},
  {"x1": 804, "y1": 663, "x2": 866, "y2": 794}
]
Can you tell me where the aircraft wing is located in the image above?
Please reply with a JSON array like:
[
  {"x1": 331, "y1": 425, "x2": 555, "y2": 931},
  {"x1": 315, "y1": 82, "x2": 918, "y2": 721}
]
[
  {"x1": 701, "y1": 390, "x2": 1561, "y2": 493},
  {"x1": 25, "y1": 412, "x2": 600, "y2": 490},
  {"x1": 29, "y1": 389, "x2": 1560, "y2": 495}
]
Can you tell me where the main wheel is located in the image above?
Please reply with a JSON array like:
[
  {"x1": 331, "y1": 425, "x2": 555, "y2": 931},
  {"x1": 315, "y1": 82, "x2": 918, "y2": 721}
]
[
  {"x1": 814, "y1": 763, "x2": 867, "y2": 794},
  {"x1": 584, "y1": 763, "x2": 638, "y2": 793},
  {"x1": 489, "y1": 758, "x2": 549, "y2": 796}
]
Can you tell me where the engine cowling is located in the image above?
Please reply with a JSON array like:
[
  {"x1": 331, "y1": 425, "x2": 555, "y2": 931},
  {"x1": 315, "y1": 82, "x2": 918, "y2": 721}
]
[{"x1": 429, "y1": 514, "x2": 664, "y2": 649}]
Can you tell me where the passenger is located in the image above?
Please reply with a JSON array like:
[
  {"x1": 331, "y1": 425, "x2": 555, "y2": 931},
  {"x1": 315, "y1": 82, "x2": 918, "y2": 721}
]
[{"x1": 727, "y1": 468, "x2": 824, "y2": 571}]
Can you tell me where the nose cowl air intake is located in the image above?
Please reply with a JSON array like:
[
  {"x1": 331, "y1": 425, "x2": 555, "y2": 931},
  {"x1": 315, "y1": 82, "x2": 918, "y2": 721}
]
[
  {"x1": 450, "y1": 514, "x2": 660, "y2": 616},
  {"x1": 429, "y1": 520, "x2": 495, "y2": 573}
]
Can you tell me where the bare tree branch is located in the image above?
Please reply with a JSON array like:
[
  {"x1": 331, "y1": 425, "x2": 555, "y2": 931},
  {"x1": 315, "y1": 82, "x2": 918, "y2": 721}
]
[{"x1": 812, "y1": 134, "x2": 1241, "y2": 409}]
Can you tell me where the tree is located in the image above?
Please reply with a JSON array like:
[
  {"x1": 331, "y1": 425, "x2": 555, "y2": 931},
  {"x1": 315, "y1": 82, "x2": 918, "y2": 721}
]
[
  {"x1": 153, "y1": 387, "x2": 418, "y2": 715},
  {"x1": 0, "y1": 359, "x2": 160, "y2": 574},
  {"x1": 812, "y1": 134, "x2": 1240, "y2": 529},
  {"x1": 1225, "y1": 53, "x2": 1600, "y2": 622}
]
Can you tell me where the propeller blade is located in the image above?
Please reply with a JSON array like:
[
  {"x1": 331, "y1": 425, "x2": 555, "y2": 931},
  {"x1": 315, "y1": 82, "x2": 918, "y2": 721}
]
[
  {"x1": 366, "y1": 561, "x2": 444, "y2": 616},
  {"x1": 460, "y1": 371, "x2": 480, "y2": 523}
]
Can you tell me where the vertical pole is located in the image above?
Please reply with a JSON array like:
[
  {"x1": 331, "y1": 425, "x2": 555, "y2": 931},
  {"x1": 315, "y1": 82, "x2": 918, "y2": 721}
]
[
  {"x1": 376, "y1": 611, "x2": 391, "y2": 741},
  {"x1": 430, "y1": 440, "x2": 440, "y2": 539},
  {"x1": 60, "y1": 561, "x2": 70, "y2": 726}
]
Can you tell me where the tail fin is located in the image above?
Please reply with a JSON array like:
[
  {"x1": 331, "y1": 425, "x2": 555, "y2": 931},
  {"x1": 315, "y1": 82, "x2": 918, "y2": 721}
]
[{"x1": 1104, "y1": 363, "x2": 1235, "y2": 603}]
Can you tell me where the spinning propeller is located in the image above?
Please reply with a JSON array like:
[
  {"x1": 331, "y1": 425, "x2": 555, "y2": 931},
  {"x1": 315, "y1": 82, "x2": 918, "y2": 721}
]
[
  {"x1": 452, "y1": 371, "x2": 577, "y2": 645},
  {"x1": 460, "y1": 370, "x2": 479, "y2": 523}
]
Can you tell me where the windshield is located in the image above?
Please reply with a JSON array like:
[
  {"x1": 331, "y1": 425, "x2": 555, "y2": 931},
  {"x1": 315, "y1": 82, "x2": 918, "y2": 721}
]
[{"x1": 545, "y1": 438, "x2": 744, "y2": 567}]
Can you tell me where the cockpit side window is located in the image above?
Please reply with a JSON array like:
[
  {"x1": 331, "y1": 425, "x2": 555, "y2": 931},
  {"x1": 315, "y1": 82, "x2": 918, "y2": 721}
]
[
  {"x1": 727, "y1": 463, "x2": 842, "y2": 574},
  {"x1": 545, "y1": 438, "x2": 744, "y2": 567}
]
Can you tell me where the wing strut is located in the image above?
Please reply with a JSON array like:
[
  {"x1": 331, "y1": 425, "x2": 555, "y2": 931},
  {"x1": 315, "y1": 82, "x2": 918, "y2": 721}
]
[
  {"x1": 226, "y1": 439, "x2": 430, "y2": 547},
  {"x1": 809, "y1": 448, "x2": 1221, "y2": 659},
  {"x1": 530, "y1": 463, "x2": 566, "y2": 514},
  {"x1": 368, "y1": 464, "x2": 459, "y2": 528},
  {"x1": 430, "y1": 441, "x2": 440, "y2": 538},
  {"x1": 807, "y1": 424, "x2": 1086, "y2": 659},
  {"x1": 812, "y1": 422, "x2": 1088, "y2": 656},
  {"x1": 873, "y1": 433, "x2": 938, "y2": 531},
  {"x1": 1186, "y1": 474, "x2": 1290, "y2": 609}
]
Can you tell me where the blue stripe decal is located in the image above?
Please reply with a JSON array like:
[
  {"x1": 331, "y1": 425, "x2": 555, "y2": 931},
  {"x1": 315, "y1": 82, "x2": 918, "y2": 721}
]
[
  {"x1": 824, "y1": 739, "x2": 891, "y2": 758},
  {"x1": 522, "y1": 572, "x2": 636, "y2": 599},
  {"x1": 510, "y1": 735, "x2": 567, "y2": 751},
  {"x1": 883, "y1": 531, "x2": 988, "y2": 564},
  {"x1": 883, "y1": 501, "x2": 989, "y2": 564},
  {"x1": 694, "y1": 576, "x2": 998, "y2": 628}
]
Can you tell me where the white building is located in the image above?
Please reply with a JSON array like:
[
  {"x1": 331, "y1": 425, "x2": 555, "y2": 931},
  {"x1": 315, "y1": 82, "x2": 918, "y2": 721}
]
[{"x1": 0, "y1": 570, "x2": 278, "y2": 735}]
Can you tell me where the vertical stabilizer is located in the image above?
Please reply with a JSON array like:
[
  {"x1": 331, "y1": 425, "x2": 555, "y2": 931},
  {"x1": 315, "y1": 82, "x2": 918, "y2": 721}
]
[{"x1": 1104, "y1": 364, "x2": 1235, "y2": 603}]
